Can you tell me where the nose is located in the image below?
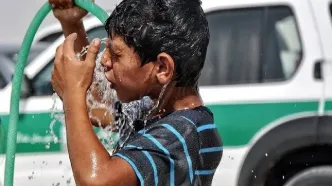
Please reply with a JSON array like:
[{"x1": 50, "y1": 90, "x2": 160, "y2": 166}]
[{"x1": 101, "y1": 51, "x2": 112, "y2": 71}]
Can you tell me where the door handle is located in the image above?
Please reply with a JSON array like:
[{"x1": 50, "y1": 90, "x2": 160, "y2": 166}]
[{"x1": 314, "y1": 60, "x2": 323, "y2": 80}]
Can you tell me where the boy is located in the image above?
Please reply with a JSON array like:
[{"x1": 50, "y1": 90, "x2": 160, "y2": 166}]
[{"x1": 50, "y1": 0, "x2": 223, "y2": 185}]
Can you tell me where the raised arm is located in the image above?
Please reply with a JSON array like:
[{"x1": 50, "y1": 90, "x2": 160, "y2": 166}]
[
  {"x1": 49, "y1": 0, "x2": 90, "y2": 58},
  {"x1": 49, "y1": 0, "x2": 114, "y2": 128}
]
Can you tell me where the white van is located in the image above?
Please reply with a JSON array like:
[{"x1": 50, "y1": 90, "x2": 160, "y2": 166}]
[{"x1": 1, "y1": 0, "x2": 332, "y2": 185}]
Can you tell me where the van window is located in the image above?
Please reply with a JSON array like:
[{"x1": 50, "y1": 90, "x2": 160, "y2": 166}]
[
  {"x1": 87, "y1": 26, "x2": 107, "y2": 41},
  {"x1": 38, "y1": 32, "x2": 62, "y2": 43},
  {"x1": 86, "y1": 26, "x2": 108, "y2": 51},
  {"x1": 31, "y1": 59, "x2": 54, "y2": 96},
  {"x1": 199, "y1": 6, "x2": 302, "y2": 86}
]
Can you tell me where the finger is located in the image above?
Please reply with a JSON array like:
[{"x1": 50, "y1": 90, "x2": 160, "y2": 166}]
[
  {"x1": 101, "y1": 50, "x2": 110, "y2": 66},
  {"x1": 52, "y1": 0, "x2": 61, "y2": 9},
  {"x1": 85, "y1": 38, "x2": 101, "y2": 67},
  {"x1": 51, "y1": 71, "x2": 63, "y2": 97},
  {"x1": 55, "y1": 44, "x2": 64, "y2": 65},
  {"x1": 51, "y1": 71, "x2": 59, "y2": 92},
  {"x1": 66, "y1": 0, "x2": 73, "y2": 8},
  {"x1": 58, "y1": 0, "x2": 66, "y2": 9},
  {"x1": 63, "y1": 33, "x2": 78, "y2": 60},
  {"x1": 49, "y1": 0, "x2": 56, "y2": 8},
  {"x1": 53, "y1": 60, "x2": 62, "y2": 79}
]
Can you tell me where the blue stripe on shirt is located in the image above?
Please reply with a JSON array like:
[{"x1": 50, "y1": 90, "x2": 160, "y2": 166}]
[
  {"x1": 125, "y1": 145, "x2": 159, "y2": 186},
  {"x1": 114, "y1": 153, "x2": 145, "y2": 186},
  {"x1": 143, "y1": 133, "x2": 175, "y2": 186},
  {"x1": 180, "y1": 116, "x2": 196, "y2": 127},
  {"x1": 138, "y1": 129, "x2": 145, "y2": 134},
  {"x1": 195, "y1": 169, "x2": 216, "y2": 175},
  {"x1": 161, "y1": 124, "x2": 194, "y2": 184},
  {"x1": 197, "y1": 124, "x2": 216, "y2": 132},
  {"x1": 199, "y1": 146, "x2": 223, "y2": 154}
]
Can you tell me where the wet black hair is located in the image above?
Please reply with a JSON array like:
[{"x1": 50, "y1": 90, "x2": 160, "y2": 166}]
[{"x1": 105, "y1": 0, "x2": 209, "y2": 87}]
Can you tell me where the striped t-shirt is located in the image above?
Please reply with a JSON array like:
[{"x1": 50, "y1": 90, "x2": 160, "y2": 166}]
[{"x1": 113, "y1": 106, "x2": 223, "y2": 186}]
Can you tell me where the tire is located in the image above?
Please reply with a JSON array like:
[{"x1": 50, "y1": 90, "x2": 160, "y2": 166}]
[{"x1": 284, "y1": 166, "x2": 332, "y2": 186}]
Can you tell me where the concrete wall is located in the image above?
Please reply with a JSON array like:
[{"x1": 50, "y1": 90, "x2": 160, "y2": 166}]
[{"x1": 0, "y1": 0, "x2": 120, "y2": 43}]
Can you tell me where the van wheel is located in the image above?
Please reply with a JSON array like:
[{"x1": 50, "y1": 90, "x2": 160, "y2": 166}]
[{"x1": 283, "y1": 166, "x2": 332, "y2": 186}]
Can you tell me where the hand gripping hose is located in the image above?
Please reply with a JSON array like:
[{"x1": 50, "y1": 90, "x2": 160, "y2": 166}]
[{"x1": 4, "y1": 1, "x2": 108, "y2": 185}]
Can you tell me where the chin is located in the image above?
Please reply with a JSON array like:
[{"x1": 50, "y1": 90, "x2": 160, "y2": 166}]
[
  {"x1": 116, "y1": 95, "x2": 131, "y2": 103},
  {"x1": 116, "y1": 94, "x2": 142, "y2": 104}
]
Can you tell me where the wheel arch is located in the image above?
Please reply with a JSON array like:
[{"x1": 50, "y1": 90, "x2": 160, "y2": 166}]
[{"x1": 236, "y1": 111, "x2": 329, "y2": 186}]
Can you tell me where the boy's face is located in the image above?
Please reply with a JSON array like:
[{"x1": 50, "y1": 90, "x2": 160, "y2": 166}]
[{"x1": 101, "y1": 36, "x2": 157, "y2": 103}]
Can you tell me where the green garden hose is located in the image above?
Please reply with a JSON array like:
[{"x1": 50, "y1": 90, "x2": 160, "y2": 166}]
[{"x1": 4, "y1": 1, "x2": 108, "y2": 185}]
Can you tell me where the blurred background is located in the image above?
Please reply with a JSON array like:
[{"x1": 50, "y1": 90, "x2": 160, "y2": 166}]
[
  {"x1": 1, "y1": 0, "x2": 332, "y2": 186},
  {"x1": 0, "y1": 0, "x2": 120, "y2": 43}
]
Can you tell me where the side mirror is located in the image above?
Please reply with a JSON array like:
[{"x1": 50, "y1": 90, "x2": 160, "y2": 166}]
[{"x1": 20, "y1": 74, "x2": 34, "y2": 99}]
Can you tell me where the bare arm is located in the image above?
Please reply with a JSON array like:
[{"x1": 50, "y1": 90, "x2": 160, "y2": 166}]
[
  {"x1": 64, "y1": 94, "x2": 135, "y2": 186},
  {"x1": 49, "y1": 0, "x2": 90, "y2": 58},
  {"x1": 52, "y1": 35, "x2": 138, "y2": 186}
]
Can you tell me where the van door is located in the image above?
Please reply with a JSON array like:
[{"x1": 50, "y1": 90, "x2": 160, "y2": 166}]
[
  {"x1": 309, "y1": 0, "x2": 332, "y2": 113},
  {"x1": 200, "y1": 1, "x2": 324, "y2": 185}
]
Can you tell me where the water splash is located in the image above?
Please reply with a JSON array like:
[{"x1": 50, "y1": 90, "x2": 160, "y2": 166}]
[
  {"x1": 49, "y1": 38, "x2": 169, "y2": 151},
  {"x1": 48, "y1": 93, "x2": 65, "y2": 148},
  {"x1": 116, "y1": 96, "x2": 154, "y2": 148},
  {"x1": 50, "y1": 43, "x2": 118, "y2": 151},
  {"x1": 142, "y1": 82, "x2": 170, "y2": 132}
]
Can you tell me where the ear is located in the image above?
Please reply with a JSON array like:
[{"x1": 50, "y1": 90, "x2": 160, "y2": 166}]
[{"x1": 155, "y1": 52, "x2": 175, "y2": 85}]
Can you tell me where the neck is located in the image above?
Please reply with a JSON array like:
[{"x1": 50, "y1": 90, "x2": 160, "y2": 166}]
[{"x1": 151, "y1": 84, "x2": 203, "y2": 117}]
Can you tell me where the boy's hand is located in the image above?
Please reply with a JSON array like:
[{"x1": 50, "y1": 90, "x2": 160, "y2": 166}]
[
  {"x1": 49, "y1": 0, "x2": 94, "y2": 24},
  {"x1": 51, "y1": 33, "x2": 101, "y2": 101}
]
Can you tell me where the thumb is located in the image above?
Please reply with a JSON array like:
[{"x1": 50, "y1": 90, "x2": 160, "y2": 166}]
[{"x1": 85, "y1": 38, "x2": 101, "y2": 66}]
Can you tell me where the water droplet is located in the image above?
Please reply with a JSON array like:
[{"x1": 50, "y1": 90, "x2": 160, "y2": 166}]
[
  {"x1": 254, "y1": 175, "x2": 257, "y2": 178},
  {"x1": 32, "y1": 115, "x2": 35, "y2": 119},
  {"x1": 290, "y1": 161, "x2": 292, "y2": 164},
  {"x1": 265, "y1": 153, "x2": 268, "y2": 157},
  {"x1": 282, "y1": 175, "x2": 285, "y2": 179},
  {"x1": 251, "y1": 170, "x2": 254, "y2": 173},
  {"x1": 59, "y1": 161, "x2": 62, "y2": 165},
  {"x1": 66, "y1": 178, "x2": 72, "y2": 184},
  {"x1": 45, "y1": 143, "x2": 50, "y2": 149},
  {"x1": 55, "y1": 182, "x2": 60, "y2": 186}
]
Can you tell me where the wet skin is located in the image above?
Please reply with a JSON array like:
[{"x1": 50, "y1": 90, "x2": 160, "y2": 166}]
[{"x1": 50, "y1": 1, "x2": 205, "y2": 185}]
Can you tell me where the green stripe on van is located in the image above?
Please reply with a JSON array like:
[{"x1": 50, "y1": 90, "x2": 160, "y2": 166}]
[
  {"x1": 0, "y1": 113, "x2": 61, "y2": 154},
  {"x1": 0, "y1": 100, "x2": 322, "y2": 153},
  {"x1": 324, "y1": 100, "x2": 332, "y2": 111},
  {"x1": 208, "y1": 101, "x2": 319, "y2": 146}
]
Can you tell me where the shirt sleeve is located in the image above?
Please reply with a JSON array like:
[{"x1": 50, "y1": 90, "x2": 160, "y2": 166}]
[{"x1": 113, "y1": 116, "x2": 200, "y2": 186}]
